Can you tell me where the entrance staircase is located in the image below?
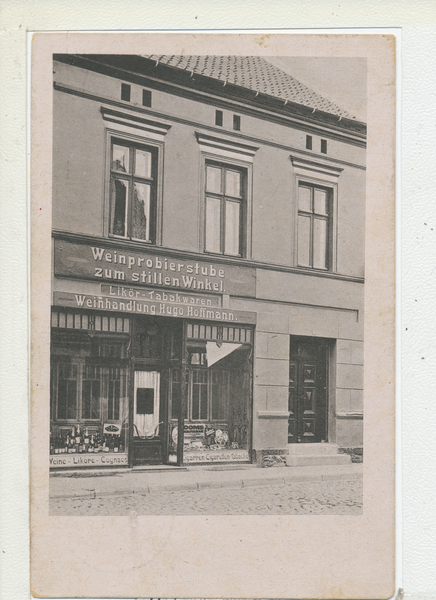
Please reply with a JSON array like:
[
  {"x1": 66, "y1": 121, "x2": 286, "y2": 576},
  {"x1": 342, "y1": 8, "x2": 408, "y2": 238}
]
[{"x1": 286, "y1": 443, "x2": 351, "y2": 467}]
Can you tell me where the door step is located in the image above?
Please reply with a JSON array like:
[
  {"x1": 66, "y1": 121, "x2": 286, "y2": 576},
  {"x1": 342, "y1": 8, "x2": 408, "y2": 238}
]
[
  {"x1": 286, "y1": 444, "x2": 351, "y2": 467},
  {"x1": 287, "y1": 443, "x2": 341, "y2": 455}
]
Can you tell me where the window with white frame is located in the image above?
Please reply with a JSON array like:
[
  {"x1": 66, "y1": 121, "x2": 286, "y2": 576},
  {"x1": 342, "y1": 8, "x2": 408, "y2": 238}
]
[
  {"x1": 290, "y1": 155, "x2": 342, "y2": 272},
  {"x1": 297, "y1": 182, "x2": 332, "y2": 270},
  {"x1": 109, "y1": 137, "x2": 158, "y2": 243},
  {"x1": 204, "y1": 161, "x2": 246, "y2": 257},
  {"x1": 196, "y1": 132, "x2": 257, "y2": 259}
]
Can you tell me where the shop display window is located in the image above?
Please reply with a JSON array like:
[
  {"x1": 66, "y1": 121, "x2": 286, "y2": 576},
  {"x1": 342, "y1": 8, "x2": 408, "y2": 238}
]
[
  {"x1": 168, "y1": 327, "x2": 253, "y2": 463},
  {"x1": 52, "y1": 362, "x2": 128, "y2": 423},
  {"x1": 51, "y1": 321, "x2": 130, "y2": 459}
]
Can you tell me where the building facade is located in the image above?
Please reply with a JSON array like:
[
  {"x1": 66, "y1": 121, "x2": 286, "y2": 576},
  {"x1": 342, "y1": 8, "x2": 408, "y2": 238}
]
[{"x1": 50, "y1": 55, "x2": 366, "y2": 470}]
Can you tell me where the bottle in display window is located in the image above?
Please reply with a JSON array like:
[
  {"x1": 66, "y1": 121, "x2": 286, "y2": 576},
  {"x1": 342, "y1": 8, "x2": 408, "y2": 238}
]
[{"x1": 50, "y1": 422, "x2": 128, "y2": 461}]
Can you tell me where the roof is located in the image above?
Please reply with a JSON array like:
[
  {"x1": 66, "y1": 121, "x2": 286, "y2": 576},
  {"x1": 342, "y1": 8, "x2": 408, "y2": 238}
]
[{"x1": 143, "y1": 55, "x2": 355, "y2": 120}]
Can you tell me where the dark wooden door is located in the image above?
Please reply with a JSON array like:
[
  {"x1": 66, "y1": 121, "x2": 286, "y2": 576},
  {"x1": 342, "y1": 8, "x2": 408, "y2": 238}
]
[{"x1": 288, "y1": 337, "x2": 328, "y2": 443}]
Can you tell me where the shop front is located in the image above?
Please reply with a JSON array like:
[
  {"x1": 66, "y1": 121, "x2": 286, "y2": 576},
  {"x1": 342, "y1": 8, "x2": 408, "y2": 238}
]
[
  {"x1": 50, "y1": 312, "x2": 254, "y2": 469},
  {"x1": 50, "y1": 238, "x2": 257, "y2": 470}
]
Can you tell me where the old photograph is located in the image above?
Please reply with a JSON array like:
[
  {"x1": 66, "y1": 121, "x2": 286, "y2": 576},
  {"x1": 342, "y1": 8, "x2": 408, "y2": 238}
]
[
  {"x1": 29, "y1": 32, "x2": 395, "y2": 599},
  {"x1": 49, "y1": 52, "x2": 365, "y2": 516}
]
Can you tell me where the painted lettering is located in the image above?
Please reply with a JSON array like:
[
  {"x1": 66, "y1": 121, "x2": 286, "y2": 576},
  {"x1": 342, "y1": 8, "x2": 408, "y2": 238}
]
[
  {"x1": 75, "y1": 294, "x2": 86, "y2": 306},
  {"x1": 91, "y1": 247, "x2": 105, "y2": 261},
  {"x1": 181, "y1": 275, "x2": 194, "y2": 288}
]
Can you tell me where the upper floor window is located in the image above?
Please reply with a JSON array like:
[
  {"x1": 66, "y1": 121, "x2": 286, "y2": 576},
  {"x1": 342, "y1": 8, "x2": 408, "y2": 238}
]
[
  {"x1": 297, "y1": 183, "x2": 332, "y2": 270},
  {"x1": 204, "y1": 162, "x2": 246, "y2": 257},
  {"x1": 109, "y1": 138, "x2": 158, "y2": 243}
]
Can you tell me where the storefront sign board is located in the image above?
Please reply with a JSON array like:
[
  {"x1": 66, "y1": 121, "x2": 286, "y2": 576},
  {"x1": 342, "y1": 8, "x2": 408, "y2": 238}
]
[
  {"x1": 49, "y1": 453, "x2": 128, "y2": 469},
  {"x1": 54, "y1": 239, "x2": 256, "y2": 296},
  {"x1": 183, "y1": 450, "x2": 250, "y2": 463},
  {"x1": 53, "y1": 291, "x2": 257, "y2": 324},
  {"x1": 100, "y1": 284, "x2": 221, "y2": 307}
]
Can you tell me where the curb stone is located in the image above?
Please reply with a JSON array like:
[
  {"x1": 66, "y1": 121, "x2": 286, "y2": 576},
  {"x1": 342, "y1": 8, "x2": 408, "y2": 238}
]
[
  {"x1": 197, "y1": 480, "x2": 243, "y2": 490},
  {"x1": 50, "y1": 470, "x2": 362, "y2": 500}
]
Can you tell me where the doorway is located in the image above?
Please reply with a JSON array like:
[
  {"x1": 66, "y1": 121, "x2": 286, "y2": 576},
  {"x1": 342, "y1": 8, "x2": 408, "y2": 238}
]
[
  {"x1": 132, "y1": 370, "x2": 162, "y2": 465},
  {"x1": 288, "y1": 336, "x2": 329, "y2": 443}
]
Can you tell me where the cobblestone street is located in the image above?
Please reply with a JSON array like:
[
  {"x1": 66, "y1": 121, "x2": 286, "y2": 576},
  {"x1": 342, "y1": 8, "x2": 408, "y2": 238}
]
[{"x1": 50, "y1": 478, "x2": 362, "y2": 516}]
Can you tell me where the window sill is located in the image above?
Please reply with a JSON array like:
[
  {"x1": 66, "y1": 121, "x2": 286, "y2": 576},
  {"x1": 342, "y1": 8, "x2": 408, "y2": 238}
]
[{"x1": 109, "y1": 234, "x2": 155, "y2": 245}]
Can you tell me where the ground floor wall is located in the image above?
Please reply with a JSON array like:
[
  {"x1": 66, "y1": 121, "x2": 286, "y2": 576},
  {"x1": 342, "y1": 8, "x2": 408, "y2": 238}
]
[{"x1": 230, "y1": 299, "x2": 364, "y2": 456}]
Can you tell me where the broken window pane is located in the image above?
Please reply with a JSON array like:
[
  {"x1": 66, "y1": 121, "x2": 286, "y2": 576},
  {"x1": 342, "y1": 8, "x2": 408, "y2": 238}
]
[
  {"x1": 112, "y1": 144, "x2": 130, "y2": 173},
  {"x1": 132, "y1": 182, "x2": 150, "y2": 240},
  {"x1": 205, "y1": 197, "x2": 221, "y2": 253},
  {"x1": 111, "y1": 179, "x2": 129, "y2": 237}
]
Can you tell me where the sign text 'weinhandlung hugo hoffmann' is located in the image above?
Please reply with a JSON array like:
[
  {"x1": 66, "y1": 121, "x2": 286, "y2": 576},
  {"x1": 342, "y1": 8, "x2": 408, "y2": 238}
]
[
  {"x1": 54, "y1": 240, "x2": 256, "y2": 296},
  {"x1": 53, "y1": 291, "x2": 257, "y2": 323}
]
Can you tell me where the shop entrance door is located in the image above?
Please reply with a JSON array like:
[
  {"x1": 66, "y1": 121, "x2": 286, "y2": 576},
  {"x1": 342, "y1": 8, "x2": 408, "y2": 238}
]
[
  {"x1": 132, "y1": 370, "x2": 163, "y2": 465},
  {"x1": 288, "y1": 337, "x2": 328, "y2": 443}
]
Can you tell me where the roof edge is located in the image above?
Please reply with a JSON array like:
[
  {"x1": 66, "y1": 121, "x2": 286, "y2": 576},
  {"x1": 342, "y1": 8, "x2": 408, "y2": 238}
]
[{"x1": 54, "y1": 54, "x2": 367, "y2": 138}]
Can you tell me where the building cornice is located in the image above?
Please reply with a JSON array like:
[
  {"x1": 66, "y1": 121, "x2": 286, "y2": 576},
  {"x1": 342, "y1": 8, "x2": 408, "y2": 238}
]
[
  {"x1": 290, "y1": 155, "x2": 344, "y2": 181},
  {"x1": 195, "y1": 131, "x2": 259, "y2": 162},
  {"x1": 52, "y1": 230, "x2": 365, "y2": 285},
  {"x1": 100, "y1": 106, "x2": 172, "y2": 138}
]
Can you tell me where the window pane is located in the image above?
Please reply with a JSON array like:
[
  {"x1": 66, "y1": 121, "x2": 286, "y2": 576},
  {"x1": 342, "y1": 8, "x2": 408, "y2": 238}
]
[
  {"x1": 108, "y1": 367, "x2": 126, "y2": 421},
  {"x1": 191, "y1": 370, "x2": 207, "y2": 420},
  {"x1": 112, "y1": 144, "x2": 130, "y2": 173},
  {"x1": 313, "y1": 218, "x2": 328, "y2": 269},
  {"x1": 225, "y1": 170, "x2": 241, "y2": 197},
  {"x1": 108, "y1": 379, "x2": 120, "y2": 420},
  {"x1": 298, "y1": 215, "x2": 311, "y2": 267},
  {"x1": 111, "y1": 179, "x2": 129, "y2": 237},
  {"x1": 135, "y1": 149, "x2": 152, "y2": 178},
  {"x1": 299, "y1": 186, "x2": 312, "y2": 212},
  {"x1": 225, "y1": 201, "x2": 240, "y2": 256},
  {"x1": 132, "y1": 182, "x2": 150, "y2": 240},
  {"x1": 211, "y1": 370, "x2": 229, "y2": 421},
  {"x1": 205, "y1": 197, "x2": 221, "y2": 253},
  {"x1": 314, "y1": 189, "x2": 328, "y2": 216},
  {"x1": 57, "y1": 364, "x2": 77, "y2": 420},
  {"x1": 170, "y1": 369, "x2": 182, "y2": 420},
  {"x1": 206, "y1": 166, "x2": 222, "y2": 193},
  {"x1": 82, "y1": 366, "x2": 101, "y2": 420},
  {"x1": 200, "y1": 391, "x2": 208, "y2": 420}
]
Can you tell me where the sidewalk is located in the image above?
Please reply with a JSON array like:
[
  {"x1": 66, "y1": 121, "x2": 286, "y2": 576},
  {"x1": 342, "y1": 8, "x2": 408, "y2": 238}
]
[{"x1": 50, "y1": 463, "x2": 363, "y2": 500}]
